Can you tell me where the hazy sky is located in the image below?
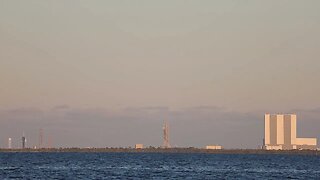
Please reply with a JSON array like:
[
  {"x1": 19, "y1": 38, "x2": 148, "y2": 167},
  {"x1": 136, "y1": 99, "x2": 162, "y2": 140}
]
[{"x1": 0, "y1": 1, "x2": 320, "y2": 148}]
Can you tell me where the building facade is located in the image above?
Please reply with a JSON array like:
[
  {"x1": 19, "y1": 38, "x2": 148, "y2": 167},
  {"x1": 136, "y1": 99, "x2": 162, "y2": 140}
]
[
  {"x1": 264, "y1": 114, "x2": 317, "y2": 150},
  {"x1": 205, "y1": 145, "x2": 222, "y2": 150},
  {"x1": 135, "y1": 144, "x2": 144, "y2": 149}
]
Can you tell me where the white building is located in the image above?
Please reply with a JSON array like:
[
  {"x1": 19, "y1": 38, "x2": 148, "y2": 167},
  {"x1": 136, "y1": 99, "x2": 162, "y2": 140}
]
[
  {"x1": 135, "y1": 144, "x2": 144, "y2": 149},
  {"x1": 205, "y1": 145, "x2": 222, "y2": 150},
  {"x1": 264, "y1": 114, "x2": 317, "y2": 150}
]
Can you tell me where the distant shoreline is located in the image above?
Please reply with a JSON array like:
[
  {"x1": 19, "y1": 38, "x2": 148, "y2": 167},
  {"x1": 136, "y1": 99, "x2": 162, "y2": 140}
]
[{"x1": 0, "y1": 148, "x2": 319, "y2": 155}]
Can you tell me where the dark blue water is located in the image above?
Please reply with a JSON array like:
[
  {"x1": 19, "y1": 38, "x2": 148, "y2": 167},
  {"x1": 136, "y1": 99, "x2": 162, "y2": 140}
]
[{"x1": 0, "y1": 153, "x2": 319, "y2": 179}]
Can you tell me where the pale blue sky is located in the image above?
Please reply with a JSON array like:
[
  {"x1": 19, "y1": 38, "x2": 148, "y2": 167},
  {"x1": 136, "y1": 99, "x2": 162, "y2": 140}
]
[{"x1": 0, "y1": 1, "x2": 319, "y2": 148}]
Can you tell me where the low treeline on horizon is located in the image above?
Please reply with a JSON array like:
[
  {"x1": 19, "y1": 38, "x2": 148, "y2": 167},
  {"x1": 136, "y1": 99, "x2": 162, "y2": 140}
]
[{"x1": 0, "y1": 147, "x2": 319, "y2": 156}]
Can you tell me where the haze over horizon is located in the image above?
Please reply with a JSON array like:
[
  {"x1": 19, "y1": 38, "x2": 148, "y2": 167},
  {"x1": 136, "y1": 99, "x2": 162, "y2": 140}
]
[{"x1": 1, "y1": 1, "x2": 320, "y2": 148}]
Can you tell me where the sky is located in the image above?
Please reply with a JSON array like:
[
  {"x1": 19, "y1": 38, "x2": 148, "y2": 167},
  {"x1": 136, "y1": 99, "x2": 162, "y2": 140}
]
[{"x1": 0, "y1": 1, "x2": 320, "y2": 149}]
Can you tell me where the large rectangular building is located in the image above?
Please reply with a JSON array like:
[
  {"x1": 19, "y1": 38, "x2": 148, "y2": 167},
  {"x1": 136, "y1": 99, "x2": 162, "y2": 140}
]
[{"x1": 264, "y1": 114, "x2": 317, "y2": 150}]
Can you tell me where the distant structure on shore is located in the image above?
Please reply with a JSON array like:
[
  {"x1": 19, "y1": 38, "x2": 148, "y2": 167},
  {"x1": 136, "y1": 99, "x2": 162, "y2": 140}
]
[
  {"x1": 263, "y1": 114, "x2": 317, "y2": 150},
  {"x1": 39, "y1": 128, "x2": 43, "y2": 149},
  {"x1": 22, "y1": 133, "x2": 26, "y2": 149},
  {"x1": 135, "y1": 144, "x2": 143, "y2": 149},
  {"x1": 205, "y1": 145, "x2": 222, "y2": 150},
  {"x1": 47, "y1": 135, "x2": 53, "y2": 149},
  {"x1": 8, "y1": 138, "x2": 12, "y2": 149},
  {"x1": 162, "y1": 120, "x2": 171, "y2": 148}
]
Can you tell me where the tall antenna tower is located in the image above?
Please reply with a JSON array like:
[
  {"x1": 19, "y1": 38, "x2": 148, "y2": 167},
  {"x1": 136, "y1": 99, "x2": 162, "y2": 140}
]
[
  {"x1": 162, "y1": 120, "x2": 171, "y2": 148},
  {"x1": 47, "y1": 135, "x2": 52, "y2": 149},
  {"x1": 22, "y1": 132, "x2": 26, "y2": 149},
  {"x1": 39, "y1": 128, "x2": 44, "y2": 149},
  {"x1": 8, "y1": 138, "x2": 12, "y2": 149}
]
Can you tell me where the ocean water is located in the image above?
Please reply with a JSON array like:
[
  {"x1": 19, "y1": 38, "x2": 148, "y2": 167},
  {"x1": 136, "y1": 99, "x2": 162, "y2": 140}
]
[{"x1": 0, "y1": 153, "x2": 319, "y2": 179}]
